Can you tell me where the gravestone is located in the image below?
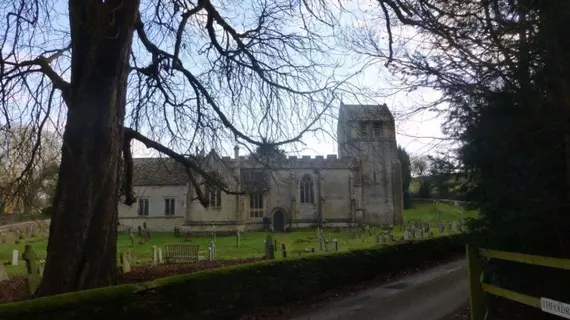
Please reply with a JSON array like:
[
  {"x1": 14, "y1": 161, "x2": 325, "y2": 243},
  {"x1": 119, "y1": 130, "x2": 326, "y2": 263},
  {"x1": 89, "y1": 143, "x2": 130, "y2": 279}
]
[
  {"x1": 22, "y1": 245, "x2": 41, "y2": 296},
  {"x1": 388, "y1": 234, "x2": 394, "y2": 243},
  {"x1": 138, "y1": 226, "x2": 144, "y2": 244},
  {"x1": 438, "y1": 223, "x2": 444, "y2": 234},
  {"x1": 281, "y1": 243, "x2": 287, "y2": 258},
  {"x1": 0, "y1": 264, "x2": 8, "y2": 282},
  {"x1": 236, "y1": 231, "x2": 241, "y2": 248},
  {"x1": 446, "y1": 222, "x2": 452, "y2": 232},
  {"x1": 11, "y1": 249, "x2": 18, "y2": 266},
  {"x1": 375, "y1": 234, "x2": 380, "y2": 244},
  {"x1": 0, "y1": 233, "x2": 5, "y2": 244},
  {"x1": 403, "y1": 230, "x2": 410, "y2": 240},
  {"x1": 329, "y1": 233, "x2": 332, "y2": 243},
  {"x1": 208, "y1": 241, "x2": 217, "y2": 261},
  {"x1": 418, "y1": 230, "x2": 424, "y2": 239},
  {"x1": 129, "y1": 230, "x2": 136, "y2": 247},
  {"x1": 146, "y1": 229, "x2": 152, "y2": 241},
  {"x1": 121, "y1": 252, "x2": 131, "y2": 273},
  {"x1": 127, "y1": 250, "x2": 133, "y2": 266},
  {"x1": 380, "y1": 235, "x2": 386, "y2": 244},
  {"x1": 153, "y1": 246, "x2": 158, "y2": 265},
  {"x1": 319, "y1": 237, "x2": 324, "y2": 251},
  {"x1": 429, "y1": 231, "x2": 434, "y2": 238},
  {"x1": 333, "y1": 239, "x2": 339, "y2": 252},
  {"x1": 324, "y1": 240, "x2": 329, "y2": 252},
  {"x1": 455, "y1": 222, "x2": 462, "y2": 233},
  {"x1": 265, "y1": 234, "x2": 275, "y2": 259}
]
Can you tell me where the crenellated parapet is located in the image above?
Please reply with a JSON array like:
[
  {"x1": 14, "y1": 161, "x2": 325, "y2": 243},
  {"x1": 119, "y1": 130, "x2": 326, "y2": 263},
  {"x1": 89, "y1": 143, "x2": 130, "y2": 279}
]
[{"x1": 221, "y1": 154, "x2": 359, "y2": 169}]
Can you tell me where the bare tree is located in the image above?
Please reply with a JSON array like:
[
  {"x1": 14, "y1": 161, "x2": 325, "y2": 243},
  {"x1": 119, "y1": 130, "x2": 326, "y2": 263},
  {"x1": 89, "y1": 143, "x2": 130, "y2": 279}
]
[
  {"x1": 410, "y1": 155, "x2": 428, "y2": 177},
  {"x1": 0, "y1": 126, "x2": 60, "y2": 215},
  {"x1": 0, "y1": 0, "x2": 406, "y2": 296}
]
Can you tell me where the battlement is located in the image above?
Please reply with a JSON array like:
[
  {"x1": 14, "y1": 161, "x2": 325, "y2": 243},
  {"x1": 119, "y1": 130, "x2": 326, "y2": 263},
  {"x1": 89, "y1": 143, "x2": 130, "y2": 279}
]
[
  {"x1": 287, "y1": 154, "x2": 339, "y2": 161},
  {"x1": 219, "y1": 153, "x2": 357, "y2": 169}
]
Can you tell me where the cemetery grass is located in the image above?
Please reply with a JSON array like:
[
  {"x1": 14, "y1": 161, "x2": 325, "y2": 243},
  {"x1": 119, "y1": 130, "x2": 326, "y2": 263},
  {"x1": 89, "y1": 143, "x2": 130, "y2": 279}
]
[
  {"x1": 0, "y1": 202, "x2": 474, "y2": 277},
  {"x1": 405, "y1": 201, "x2": 478, "y2": 224}
]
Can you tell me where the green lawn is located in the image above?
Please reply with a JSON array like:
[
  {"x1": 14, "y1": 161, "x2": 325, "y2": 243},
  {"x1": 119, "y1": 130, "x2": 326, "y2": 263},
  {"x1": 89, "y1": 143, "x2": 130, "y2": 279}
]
[
  {"x1": 0, "y1": 202, "x2": 477, "y2": 276},
  {"x1": 405, "y1": 201, "x2": 478, "y2": 224}
]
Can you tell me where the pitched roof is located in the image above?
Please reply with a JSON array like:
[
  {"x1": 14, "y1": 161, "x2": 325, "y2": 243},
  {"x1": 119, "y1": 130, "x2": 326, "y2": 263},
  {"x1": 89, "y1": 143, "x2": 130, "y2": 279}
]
[
  {"x1": 340, "y1": 103, "x2": 394, "y2": 122},
  {"x1": 132, "y1": 158, "x2": 188, "y2": 186}
]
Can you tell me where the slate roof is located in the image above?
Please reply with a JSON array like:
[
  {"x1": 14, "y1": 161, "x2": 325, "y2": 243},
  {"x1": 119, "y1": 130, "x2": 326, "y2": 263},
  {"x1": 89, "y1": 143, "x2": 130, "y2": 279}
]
[
  {"x1": 341, "y1": 103, "x2": 394, "y2": 122},
  {"x1": 132, "y1": 158, "x2": 188, "y2": 186}
]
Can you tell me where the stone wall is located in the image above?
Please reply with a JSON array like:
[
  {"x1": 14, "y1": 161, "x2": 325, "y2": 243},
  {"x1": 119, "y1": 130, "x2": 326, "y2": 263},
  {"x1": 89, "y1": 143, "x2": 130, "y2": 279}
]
[
  {"x1": 118, "y1": 216, "x2": 186, "y2": 232},
  {"x1": 0, "y1": 219, "x2": 50, "y2": 233}
]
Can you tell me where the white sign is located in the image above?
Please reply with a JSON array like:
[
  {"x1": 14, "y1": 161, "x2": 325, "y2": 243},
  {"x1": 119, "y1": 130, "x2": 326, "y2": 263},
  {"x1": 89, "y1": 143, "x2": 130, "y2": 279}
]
[{"x1": 541, "y1": 298, "x2": 570, "y2": 319}]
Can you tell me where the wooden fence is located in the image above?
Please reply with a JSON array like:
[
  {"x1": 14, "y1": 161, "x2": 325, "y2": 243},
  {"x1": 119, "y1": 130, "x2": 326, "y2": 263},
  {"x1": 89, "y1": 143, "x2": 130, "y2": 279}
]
[{"x1": 467, "y1": 244, "x2": 570, "y2": 319}]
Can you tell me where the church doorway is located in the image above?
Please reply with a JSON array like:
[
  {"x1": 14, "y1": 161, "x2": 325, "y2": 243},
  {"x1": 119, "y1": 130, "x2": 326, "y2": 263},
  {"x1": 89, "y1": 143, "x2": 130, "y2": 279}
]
[{"x1": 272, "y1": 209, "x2": 286, "y2": 232}]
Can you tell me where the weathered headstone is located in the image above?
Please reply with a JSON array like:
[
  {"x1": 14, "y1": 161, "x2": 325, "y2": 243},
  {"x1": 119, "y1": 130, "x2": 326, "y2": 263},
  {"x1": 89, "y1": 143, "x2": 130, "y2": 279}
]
[
  {"x1": 127, "y1": 250, "x2": 133, "y2": 266},
  {"x1": 388, "y1": 234, "x2": 394, "y2": 243},
  {"x1": 333, "y1": 239, "x2": 339, "y2": 252},
  {"x1": 22, "y1": 245, "x2": 41, "y2": 296},
  {"x1": 375, "y1": 234, "x2": 380, "y2": 244},
  {"x1": 11, "y1": 249, "x2": 18, "y2": 266},
  {"x1": 418, "y1": 230, "x2": 424, "y2": 239},
  {"x1": 208, "y1": 241, "x2": 217, "y2": 261},
  {"x1": 146, "y1": 229, "x2": 152, "y2": 241},
  {"x1": 329, "y1": 233, "x2": 332, "y2": 243},
  {"x1": 129, "y1": 230, "x2": 136, "y2": 247},
  {"x1": 404, "y1": 230, "x2": 410, "y2": 240},
  {"x1": 438, "y1": 223, "x2": 444, "y2": 234},
  {"x1": 455, "y1": 222, "x2": 462, "y2": 233},
  {"x1": 236, "y1": 231, "x2": 241, "y2": 248},
  {"x1": 446, "y1": 221, "x2": 452, "y2": 232},
  {"x1": 281, "y1": 243, "x2": 287, "y2": 258},
  {"x1": 0, "y1": 264, "x2": 8, "y2": 282},
  {"x1": 380, "y1": 235, "x2": 386, "y2": 244},
  {"x1": 266, "y1": 235, "x2": 275, "y2": 259},
  {"x1": 152, "y1": 246, "x2": 158, "y2": 265},
  {"x1": 121, "y1": 251, "x2": 131, "y2": 273},
  {"x1": 429, "y1": 231, "x2": 434, "y2": 238},
  {"x1": 138, "y1": 226, "x2": 144, "y2": 244}
]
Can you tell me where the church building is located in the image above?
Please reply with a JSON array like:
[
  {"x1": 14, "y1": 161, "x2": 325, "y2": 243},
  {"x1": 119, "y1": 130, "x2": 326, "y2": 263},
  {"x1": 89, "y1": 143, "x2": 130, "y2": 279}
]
[{"x1": 118, "y1": 103, "x2": 404, "y2": 232}]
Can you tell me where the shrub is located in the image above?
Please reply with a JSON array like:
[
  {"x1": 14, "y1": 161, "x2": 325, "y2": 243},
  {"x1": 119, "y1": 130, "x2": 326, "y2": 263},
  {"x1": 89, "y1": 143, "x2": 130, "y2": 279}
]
[{"x1": 0, "y1": 235, "x2": 471, "y2": 320}]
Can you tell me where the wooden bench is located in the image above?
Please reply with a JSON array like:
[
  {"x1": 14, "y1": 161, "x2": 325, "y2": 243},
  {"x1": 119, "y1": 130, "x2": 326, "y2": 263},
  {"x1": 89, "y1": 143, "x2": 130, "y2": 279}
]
[{"x1": 164, "y1": 244, "x2": 200, "y2": 263}]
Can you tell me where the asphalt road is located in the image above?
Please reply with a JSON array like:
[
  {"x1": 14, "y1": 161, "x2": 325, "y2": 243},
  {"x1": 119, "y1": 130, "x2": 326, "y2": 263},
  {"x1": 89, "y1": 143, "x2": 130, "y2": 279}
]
[{"x1": 285, "y1": 259, "x2": 469, "y2": 320}]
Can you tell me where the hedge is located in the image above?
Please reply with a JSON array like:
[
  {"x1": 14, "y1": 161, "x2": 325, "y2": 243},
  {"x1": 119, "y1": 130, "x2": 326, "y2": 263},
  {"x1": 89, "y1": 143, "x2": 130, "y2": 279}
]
[{"x1": 0, "y1": 235, "x2": 472, "y2": 320}]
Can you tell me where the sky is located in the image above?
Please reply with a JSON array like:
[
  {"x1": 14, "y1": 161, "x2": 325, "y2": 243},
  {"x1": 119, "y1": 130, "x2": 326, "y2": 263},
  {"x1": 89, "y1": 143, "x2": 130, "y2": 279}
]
[
  {"x1": 1, "y1": 0, "x2": 452, "y2": 161},
  {"x1": 129, "y1": 0, "x2": 452, "y2": 160}
]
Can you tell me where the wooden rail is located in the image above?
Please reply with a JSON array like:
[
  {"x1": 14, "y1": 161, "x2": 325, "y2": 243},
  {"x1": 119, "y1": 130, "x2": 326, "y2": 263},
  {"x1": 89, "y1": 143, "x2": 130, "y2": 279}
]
[{"x1": 467, "y1": 244, "x2": 570, "y2": 320}]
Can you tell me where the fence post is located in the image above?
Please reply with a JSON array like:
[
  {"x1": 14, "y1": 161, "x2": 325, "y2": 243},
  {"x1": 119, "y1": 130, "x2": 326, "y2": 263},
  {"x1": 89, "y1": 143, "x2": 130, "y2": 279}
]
[{"x1": 467, "y1": 244, "x2": 487, "y2": 320}]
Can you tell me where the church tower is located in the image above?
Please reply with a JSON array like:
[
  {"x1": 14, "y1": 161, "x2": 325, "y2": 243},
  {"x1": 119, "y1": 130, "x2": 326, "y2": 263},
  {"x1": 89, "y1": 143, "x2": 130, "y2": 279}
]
[{"x1": 337, "y1": 102, "x2": 403, "y2": 225}]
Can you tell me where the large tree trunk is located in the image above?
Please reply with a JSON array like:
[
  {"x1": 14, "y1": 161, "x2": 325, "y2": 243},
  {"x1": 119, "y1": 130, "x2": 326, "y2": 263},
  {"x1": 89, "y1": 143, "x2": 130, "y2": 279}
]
[{"x1": 35, "y1": 0, "x2": 140, "y2": 297}]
